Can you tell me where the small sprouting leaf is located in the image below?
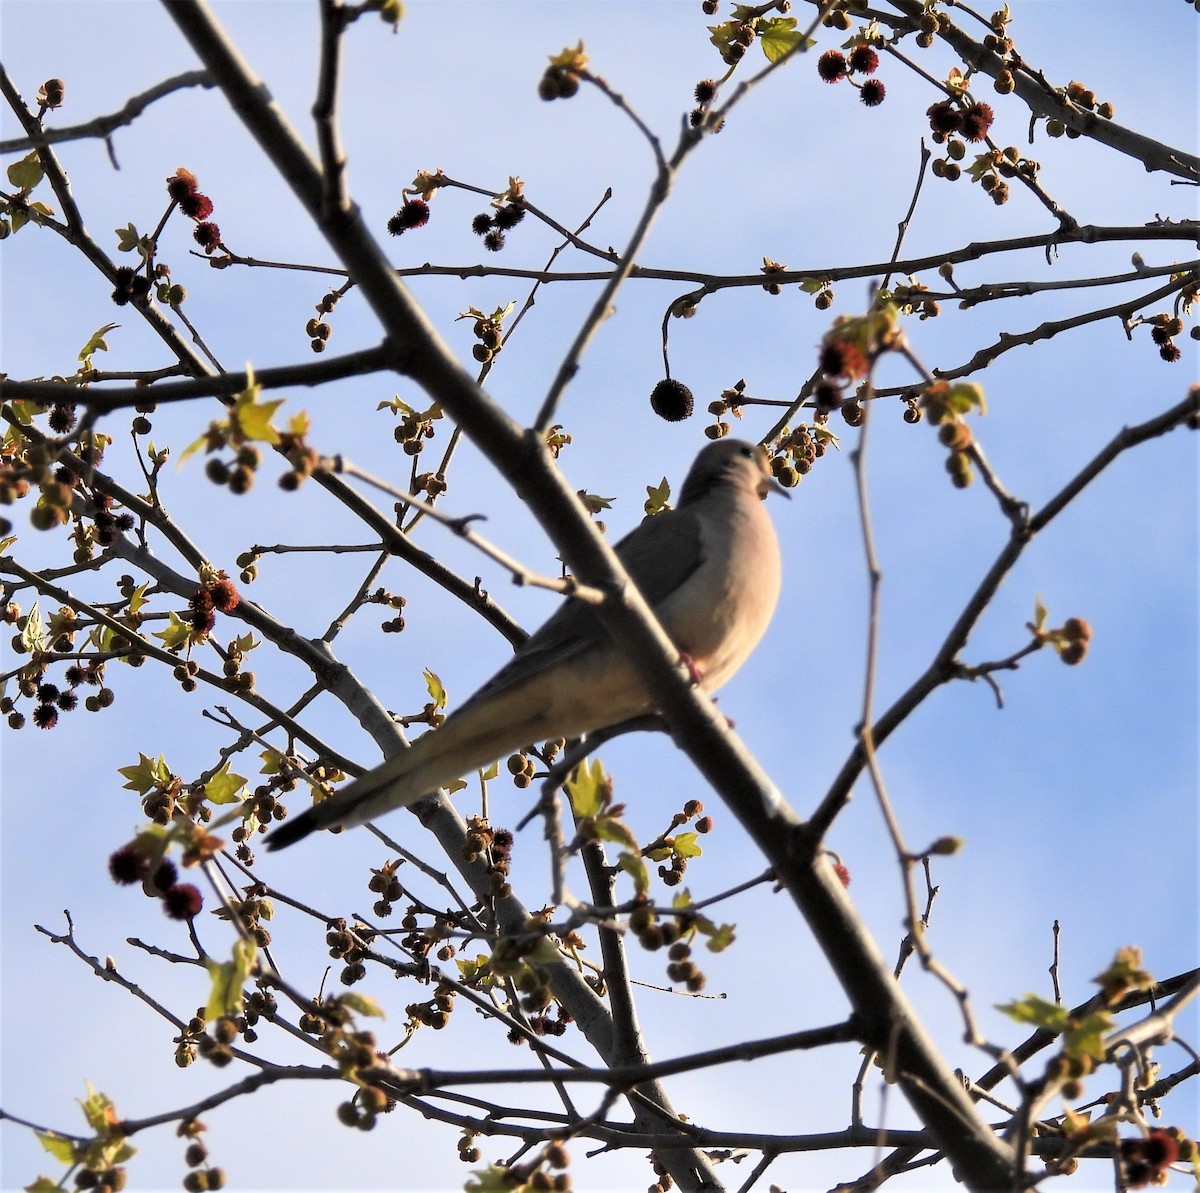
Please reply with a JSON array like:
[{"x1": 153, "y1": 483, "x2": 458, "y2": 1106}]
[
  {"x1": 946, "y1": 381, "x2": 986, "y2": 416},
  {"x1": 7, "y1": 151, "x2": 43, "y2": 193},
  {"x1": 1063, "y1": 1011, "x2": 1112, "y2": 1062},
  {"x1": 423, "y1": 668, "x2": 448, "y2": 710},
  {"x1": 577, "y1": 490, "x2": 615, "y2": 515},
  {"x1": 703, "y1": 922, "x2": 736, "y2": 952},
  {"x1": 617, "y1": 851, "x2": 650, "y2": 895},
  {"x1": 79, "y1": 1081, "x2": 119, "y2": 1133},
  {"x1": 125, "y1": 582, "x2": 151, "y2": 617},
  {"x1": 996, "y1": 992, "x2": 1069, "y2": 1032},
  {"x1": 77, "y1": 323, "x2": 119, "y2": 368},
  {"x1": 233, "y1": 368, "x2": 283, "y2": 444},
  {"x1": 152, "y1": 609, "x2": 194, "y2": 650},
  {"x1": 593, "y1": 817, "x2": 638, "y2": 850},
  {"x1": 1032, "y1": 595, "x2": 1049, "y2": 633},
  {"x1": 114, "y1": 222, "x2": 142, "y2": 253},
  {"x1": 204, "y1": 939, "x2": 256, "y2": 1020},
  {"x1": 35, "y1": 1131, "x2": 78, "y2": 1165},
  {"x1": 205, "y1": 762, "x2": 248, "y2": 806},
  {"x1": 260, "y1": 748, "x2": 285, "y2": 775},
  {"x1": 20, "y1": 601, "x2": 48, "y2": 652},
  {"x1": 479, "y1": 760, "x2": 499, "y2": 782},
  {"x1": 287, "y1": 410, "x2": 311, "y2": 437},
  {"x1": 798, "y1": 276, "x2": 827, "y2": 294},
  {"x1": 548, "y1": 41, "x2": 588, "y2": 72},
  {"x1": 118, "y1": 753, "x2": 171, "y2": 795},
  {"x1": 340, "y1": 992, "x2": 385, "y2": 1018},
  {"x1": 566, "y1": 757, "x2": 608, "y2": 818},
  {"x1": 643, "y1": 476, "x2": 671, "y2": 517},
  {"x1": 672, "y1": 832, "x2": 703, "y2": 859}
]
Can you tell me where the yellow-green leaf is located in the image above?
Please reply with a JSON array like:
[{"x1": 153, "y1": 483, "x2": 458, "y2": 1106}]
[
  {"x1": 616, "y1": 851, "x2": 650, "y2": 895},
  {"x1": 118, "y1": 753, "x2": 170, "y2": 795},
  {"x1": 233, "y1": 369, "x2": 282, "y2": 444},
  {"x1": 7, "y1": 151, "x2": 43, "y2": 193},
  {"x1": 260, "y1": 748, "x2": 285, "y2": 775},
  {"x1": 673, "y1": 831, "x2": 702, "y2": 859},
  {"x1": 758, "y1": 17, "x2": 813, "y2": 63},
  {"x1": 114, "y1": 222, "x2": 141, "y2": 253},
  {"x1": 20, "y1": 601, "x2": 47, "y2": 652},
  {"x1": 996, "y1": 993, "x2": 1069, "y2": 1032},
  {"x1": 204, "y1": 939, "x2": 255, "y2": 1020},
  {"x1": 566, "y1": 757, "x2": 608, "y2": 818},
  {"x1": 704, "y1": 922, "x2": 736, "y2": 952},
  {"x1": 423, "y1": 668, "x2": 448, "y2": 709},
  {"x1": 152, "y1": 609, "x2": 193, "y2": 650},
  {"x1": 35, "y1": 1130, "x2": 79, "y2": 1165},
  {"x1": 205, "y1": 762, "x2": 248, "y2": 806},
  {"x1": 643, "y1": 477, "x2": 671, "y2": 517},
  {"x1": 77, "y1": 323, "x2": 119, "y2": 367},
  {"x1": 340, "y1": 992, "x2": 385, "y2": 1018},
  {"x1": 79, "y1": 1082, "x2": 118, "y2": 1133}
]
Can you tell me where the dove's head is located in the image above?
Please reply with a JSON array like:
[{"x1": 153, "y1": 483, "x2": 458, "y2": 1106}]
[{"x1": 679, "y1": 439, "x2": 790, "y2": 505}]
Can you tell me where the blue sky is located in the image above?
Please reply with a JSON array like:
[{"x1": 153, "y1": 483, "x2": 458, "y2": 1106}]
[{"x1": 2, "y1": 3, "x2": 1197, "y2": 1190}]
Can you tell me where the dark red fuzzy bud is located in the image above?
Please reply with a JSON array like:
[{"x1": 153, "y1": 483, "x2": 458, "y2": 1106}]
[
  {"x1": 163, "y1": 883, "x2": 204, "y2": 921},
  {"x1": 848, "y1": 45, "x2": 879, "y2": 74},
  {"x1": 859, "y1": 79, "x2": 886, "y2": 107},
  {"x1": 817, "y1": 49, "x2": 847, "y2": 83}
]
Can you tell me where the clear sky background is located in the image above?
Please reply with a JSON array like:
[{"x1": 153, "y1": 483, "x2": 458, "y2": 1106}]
[{"x1": 1, "y1": 3, "x2": 1197, "y2": 1191}]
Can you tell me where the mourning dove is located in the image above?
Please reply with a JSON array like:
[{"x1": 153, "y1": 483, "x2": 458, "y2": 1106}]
[{"x1": 267, "y1": 439, "x2": 785, "y2": 850}]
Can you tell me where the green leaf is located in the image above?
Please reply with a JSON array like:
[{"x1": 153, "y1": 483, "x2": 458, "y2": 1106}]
[
  {"x1": 1032, "y1": 596, "x2": 1049, "y2": 632},
  {"x1": 77, "y1": 323, "x2": 119, "y2": 368},
  {"x1": 566, "y1": 758, "x2": 608, "y2": 818},
  {"x1": 643, "y1": 476, "x2": 671, "y2": 517},
  {"x1": 479, "y1": 760, "x2": 499, "y2": 782},
  {"x1": 233, "y1": 368, "x2": 282, "y2": 444},
  {"x1": 996, "y1": 993, "x2": 1069, "y2": 1032},
  {"x1": 0, "y1": 533, "x2": 16, "y2": 555},
  {"x1": 577, "y1": 490, "x2": 615, "y2": 515},
  {"x1": 340, "y1": 992, "x2": 385, "y2": 1018},
  {"x1": 617, "y1": 851, "x2": 650, "y2": 895},
  {"x1": 423, "y1": 668, "x2": 448, "y2": 710},
  {"x1": 758, "y1": 16, "x2": 813, "y2": 63},
  {"x1": 466, "y1": 1163, "x2": 519, "y2": 1192},
  {"x1": 593, "y1": 817, "x2": 638, "y2": 849},
  {"x1": 26, "y1": 1177, "x2": 66, "y2": 1192},
  {"x1": 947, "y1": 381, "x2": 986, "y2": 416},
  {"x1": 260, "y1": 748, "x2": 285, "y2": 775},
  {"x1": 1064, "y1": 1011, "x2": 1112, "y2": 1062},
  {"x1": 35, "y1": 1130, "x2": 79, "y2": 1164},
  {"x1": 7, "y1": 151, "x2": 43, "y2": 193},
  {"x1": 673, "y1": 831, "x2": 703, "y2": 859},
  {"x1": 117, "y1": 752, "x2": 171, "y2": 795},
  {"x1": 78, "y1": 1081, "x2": 117, "y2": 1133},
  {"x1": 114, "y1": 222, "x2": 141, "y2": 253},
  {"x1": 20, "y1": 601, "x2": 48, "y2": 652},
  {"x1": 152, "y1": 609, "x2": 194, "y2": 650},
  {"x1": 704, "y1": 922, "x2": 736, "y2": 952},
  {"x1": 205, "y1": 762, "x2": 248, "y2": 806},
  {"x1": 204, "y1": 939, "x2": 256, "y2": 1020}
]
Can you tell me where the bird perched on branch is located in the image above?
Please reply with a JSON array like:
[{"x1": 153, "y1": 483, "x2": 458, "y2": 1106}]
[{"x1": 267, "y1": 438, "x2": 786, "y2": 850}]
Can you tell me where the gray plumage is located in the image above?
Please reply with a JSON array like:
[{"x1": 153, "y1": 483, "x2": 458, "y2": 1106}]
[{"x1": 267, "y1": 439, "x2": 785, "y2": 850}]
